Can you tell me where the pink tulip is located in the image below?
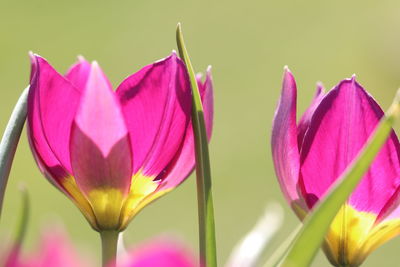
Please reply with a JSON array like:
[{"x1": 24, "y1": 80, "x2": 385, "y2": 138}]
[
  {"x1": 27, "y1": 53, "x2": 213, "y2": 231},
  {"x1": 2, "y1": 230, "x2": 197, "y2": 267},
  {"x1": 2, "y1": 228, "x2": 91, "y2": 267},
  {"x1": 116, "y1": 238, "x2": 198, "y2": 267},
  {"x1": 271, "y1": 68, "x2": 400, "y2": 266}
]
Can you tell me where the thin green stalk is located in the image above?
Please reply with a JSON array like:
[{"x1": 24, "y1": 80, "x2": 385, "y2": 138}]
[
  {"x1": 0, "y1": 86, "x2": 29, "y2": 219},
  {"x1": 100, "y1": 230, "x2": 119, "y2": 267},
  {"x1": 15, "y1": 186, "x2": 29, "y2": 246},
  {"x1": 279, "y1": 89, "x2": 400, "y2": 267},
  {"x1": 176, "y1": 23, "x2": 217, "y2": 267}
]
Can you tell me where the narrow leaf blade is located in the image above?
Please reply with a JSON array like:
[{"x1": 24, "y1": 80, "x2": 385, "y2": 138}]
[{"x1": 176, "y1": 23, "x2": 217, "y2": 267}]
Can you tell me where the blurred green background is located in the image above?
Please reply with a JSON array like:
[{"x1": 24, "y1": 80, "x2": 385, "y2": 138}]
[{"x1": 1, "y1": 0, "x2": 400, "y2": 266}]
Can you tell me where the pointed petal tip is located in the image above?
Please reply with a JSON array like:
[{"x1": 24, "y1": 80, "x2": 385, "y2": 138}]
[
  {"x1": 29, "y1": 52, "x2": 40, "y2": 63},
  {"x1": 316, "y1": 82, "x2": 325, "y2": 94},
  {"x1": 196, "y1": 66, "x2": 213, "y2": 81},
  {"x1": 88, "y1": 61, "x2": 101, "y2": 77},
  {"x1": 283, "y1": 67, "x2": 295, "y2": 84},
  {"x1": 91, "y1": 60, "x2": 99, "y2": 67},
  {"x1": 29, "y1": 52, "x2": 41, "y2": 83},
  {"x1": 283, "y1": 66, "x2": 295, "y2": 82},
  {"x1": 154, "y1": 52, "x2": 179, "y2": 65},
  {"x1": 77, "y1": 55, "x2": 87, "y2": 62}
]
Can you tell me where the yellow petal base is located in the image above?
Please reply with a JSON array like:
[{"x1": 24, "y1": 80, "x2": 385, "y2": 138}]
[
  {"x1": 61, "y1": 172, "x2": 169, "y2": 231},
  {"x1": 323, "y1": 204, "x2": 400, "y2": 267}
]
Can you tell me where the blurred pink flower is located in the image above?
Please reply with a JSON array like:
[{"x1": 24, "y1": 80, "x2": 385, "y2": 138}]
[
  {"x1": 271, "y1": 68, "x2": 400, "y2": 266},
  {"x1": 116, "y1": 238, "x2": 198, "y2": 267},
  {"x1": 2, "y1": 228, "x2": 91, "y2": 267},
  {"x1": 2, "y1": 230, "x2": 197, "y2": 267},
  {"x1": 27, "y1": 53, "x2": 213, "y2": 231}
]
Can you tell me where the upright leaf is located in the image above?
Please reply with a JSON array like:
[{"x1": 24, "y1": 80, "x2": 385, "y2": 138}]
[{"x1": 176, "y1": 23, "x2": 217, "y2": 267}]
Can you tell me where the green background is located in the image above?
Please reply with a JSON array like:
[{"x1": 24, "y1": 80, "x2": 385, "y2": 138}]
[{"x1": 1, "y1": 0, "x2": 400, "y2": 266}]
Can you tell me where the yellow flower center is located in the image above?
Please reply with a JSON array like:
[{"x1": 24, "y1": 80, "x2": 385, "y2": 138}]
[
  {"x1": 323, "y1": 204, "x2": 400, "y2": 267},
  {"x1": 60, "y1": 172, "x2": 169, "y2": 231}
]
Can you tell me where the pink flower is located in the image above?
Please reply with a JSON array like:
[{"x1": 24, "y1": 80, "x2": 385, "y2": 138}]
[
  {"x1": 2, "y1": 228, "x2": 91, "y2": 267},
  {"x1": 271, "y1": 68, "x2": 400, "y2": 266},
  {"x1": 117, "y1": 238, "x2": 198, "y2": 267},
  {"x1": 27, "y1": 53, "x2": 213, "y2": 231}
]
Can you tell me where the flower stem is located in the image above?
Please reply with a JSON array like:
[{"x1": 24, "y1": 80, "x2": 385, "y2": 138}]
[
  {"x1": 100, "y1": 230, "x2": 119, "y2": 267},
  {"x1": 0, "y1": 86, "x2": 29, "y2": 220}
]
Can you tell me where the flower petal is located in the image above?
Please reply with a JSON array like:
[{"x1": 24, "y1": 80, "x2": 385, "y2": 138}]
[
  {"x1": 27, "y1": 57, "x2": 69, "y2": 184},
  {"x1": 299, "y1": 77, "x2": 400, "y2": 214},
  {"x1": 157, "y1": 67, "x2": 214, "y2": 190},
  {"x1": 297, "y1": 83, "x2": 325, "y2": 149},
  {"x1": 271, "y1": 68, "x2": 301, "y2": 205},
  {"x1": 116, "y1": 53, "x2": 191, "y2": 177},
  {"x1": 64, "y1": 56, "x2": 91, "y2": 90},
  {"x1": 29, "y1": 54, "x2": 80, "y2": 174},
  {"x1": 119, "y1": 239, "x2": 198, "y2": 267},
  {"x1": 70, "y1": 62, "x2": 132, "y2": 196}
]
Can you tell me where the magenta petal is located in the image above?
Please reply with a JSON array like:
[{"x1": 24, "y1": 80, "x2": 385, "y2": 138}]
[
  {"x1": 64, "y1": 56, "x2": 91, "y2": 91},
  {"x1": 70, "y1": 62, "x2": 132, "y2": 194},
  {"x1": 157, "y1": 67, "x2": 214, "y2": 190},
  {"x1": 33, "y1": 228, "x2": 89, "y2": 267},
  {"x1": 375, "y1": 185, "x2": 400, "y2": 222},
  {"x1": 300, "y1": 78, "x2": 400, "y2": 213},
  {"x1": 29, "y1": 54, "x2": 80, "y2": 173},
  {"x1": 297, "y1": 83, "x2": 325, "y2": 148},
  {"x1": 116, "y1": 53, "x2": 191, "y2": 177},
  {"x1": 120, "y1": 240, "x2": 197, "y2": 267},
  {"x1": 271, "y1": 68, "x2": 301, "y2": 204},
  {"x1": 27, "y1": 59, "x2": 69, "y2": 185}
]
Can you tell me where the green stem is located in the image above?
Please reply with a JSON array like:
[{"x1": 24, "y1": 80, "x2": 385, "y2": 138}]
[
  {"x1": 0, "y1": 86, "x2": 29, "y2": 219},
  {"x1": 176, "y1": 23, "x2": 217, "y2": 267},
  {"x1": 100, "y1": 230, "x2": 119, "y2": 267}
]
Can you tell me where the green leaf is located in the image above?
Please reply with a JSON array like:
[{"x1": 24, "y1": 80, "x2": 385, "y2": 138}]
[
  {"x1": 176, "y1": 23, "x2": 217, "y2": 267},
  {"x1": 0, "y1": 86, "x2": 29, "y2": 219},
  {"x1": 278, "y1": 89, "x2": 400, "y2": 267}
]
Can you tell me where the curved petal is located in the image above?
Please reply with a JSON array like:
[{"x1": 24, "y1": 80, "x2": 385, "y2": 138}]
[
  {"x1": 297, "y1": 83, "x2": 325, "y2": 149},
  {"x1": 156, "y1": 67, "x2": 214, "y2": 191},
  {"x1": 64, "y1": 56, "x2": 91, "y2": 91},
  {"x1": 70, "y1": 62, "x2": 132, "y2": 196},
  {"x1": 32, "y1": 228, "x2": 90, "y2": 267},
  {"x1": 29, "y1": 54, "x2": 80, "y2": 173},
  {"x1": 28, "y1": 55, "x2": 97, "y2": 227},
  {"x1": 271, "y1": 68, "x2": 301, "y2": 204},
  {"x1": 27, "y1": 58, "x2": 69, "y2": 185},
  {"x1": 116, "y1": 53, "x2": 191, "y2": 177},
  {"x1": 299, "y1": 77, "x2": 400, "y2": 214}
]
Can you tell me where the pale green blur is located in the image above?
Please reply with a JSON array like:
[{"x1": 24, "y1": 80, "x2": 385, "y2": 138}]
[{"x1": 1, "y1": 0, "x2": 400, "y2": 266}]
